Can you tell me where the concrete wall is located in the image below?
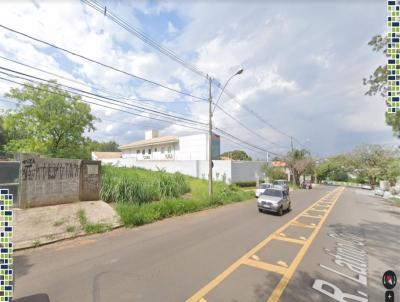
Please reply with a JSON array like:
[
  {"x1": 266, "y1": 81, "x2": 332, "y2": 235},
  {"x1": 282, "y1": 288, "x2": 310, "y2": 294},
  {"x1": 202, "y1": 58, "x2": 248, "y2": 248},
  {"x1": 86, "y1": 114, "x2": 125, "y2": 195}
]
[
  {"x1": 18, "y1": 154, "x2": 101, "y2": 208},
  {"x1": 102, "y1": 158, "x2": 265, "y2": 185},
  {"x1": 231, "y1": 161, "x2": 266, "y2": 183}
]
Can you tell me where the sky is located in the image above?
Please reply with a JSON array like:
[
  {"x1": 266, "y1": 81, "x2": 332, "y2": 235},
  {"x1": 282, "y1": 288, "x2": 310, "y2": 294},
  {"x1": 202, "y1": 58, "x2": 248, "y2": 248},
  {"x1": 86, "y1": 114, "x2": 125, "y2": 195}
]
[{"x1": 0, "y1": 0, "x2": 396, "y2": 159}]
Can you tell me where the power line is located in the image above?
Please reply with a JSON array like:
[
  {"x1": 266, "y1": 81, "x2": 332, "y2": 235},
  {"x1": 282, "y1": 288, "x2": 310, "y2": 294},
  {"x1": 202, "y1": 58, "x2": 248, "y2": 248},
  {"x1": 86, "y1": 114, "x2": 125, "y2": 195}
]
[
  {"x1": 82, "y1": 0, "x2": 208, "y2": 79},
  {"x1": 0, "y1": 24, "x2": 207, "y2": 102},
  {"x1": 0, "y1": 55, "x2": 205, "y2": 105},
  {"x1": 214, "y1": 83, "x2": 308, "y2": 150},
  {"x1": 0, "y1": 66, "x2": 207, "y2": 127},
  {"x1": 80, "y1": 1, "x2": 307, "y2": 151},
  {"x1": 0, "y1": 73, "x2": 277, "y2": 156},
  {"x1": 214, "y1": 104, "x2": 289, "y2": 150},
  {"x1": 0, "y1": 72, "x2": 210, "y2": 136}
]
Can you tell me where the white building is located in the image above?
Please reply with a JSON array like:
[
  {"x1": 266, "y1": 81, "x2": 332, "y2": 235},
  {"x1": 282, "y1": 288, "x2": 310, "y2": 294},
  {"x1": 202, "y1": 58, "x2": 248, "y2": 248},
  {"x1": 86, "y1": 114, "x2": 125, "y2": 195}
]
[{"x1": 120, "y1": 130, "x2": 221, "y2": 161}]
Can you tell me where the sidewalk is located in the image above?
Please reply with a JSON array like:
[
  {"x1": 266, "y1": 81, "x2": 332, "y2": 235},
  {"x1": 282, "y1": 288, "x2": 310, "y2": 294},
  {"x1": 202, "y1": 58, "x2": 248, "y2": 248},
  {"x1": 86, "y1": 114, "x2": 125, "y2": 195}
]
[{"x1": 14, "y1": 201, "x2": 121, "y2": 250}]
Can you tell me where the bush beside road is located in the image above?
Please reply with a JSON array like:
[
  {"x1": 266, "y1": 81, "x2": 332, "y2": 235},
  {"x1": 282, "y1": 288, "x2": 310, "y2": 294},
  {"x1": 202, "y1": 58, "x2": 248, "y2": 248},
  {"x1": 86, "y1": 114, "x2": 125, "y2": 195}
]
[{"x1": 102, "y1": 166, "x2": 254, "y2": 227}]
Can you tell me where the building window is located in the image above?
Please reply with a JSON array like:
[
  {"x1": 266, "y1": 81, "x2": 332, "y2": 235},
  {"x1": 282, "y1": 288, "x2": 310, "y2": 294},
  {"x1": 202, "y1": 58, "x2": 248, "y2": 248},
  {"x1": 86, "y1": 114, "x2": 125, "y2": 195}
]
[
  {"x1": 167, "y1": 146, "x2": 172, "y2": 153},
  {"x1": 148, "y1": 149, "x2": 151, "y2": 154},
  {"x1": 136, "y1": 150, "x2": 140, "y2": 154},
  {"x1": 161, "y1": 147, "x2": 164, "y2": 154},
  {"x1": 154, "y1": 148, "x2": 157, "y2": 152},
  {"x1": 142, "y1": 149, "x2": 145, "y2": 155}
]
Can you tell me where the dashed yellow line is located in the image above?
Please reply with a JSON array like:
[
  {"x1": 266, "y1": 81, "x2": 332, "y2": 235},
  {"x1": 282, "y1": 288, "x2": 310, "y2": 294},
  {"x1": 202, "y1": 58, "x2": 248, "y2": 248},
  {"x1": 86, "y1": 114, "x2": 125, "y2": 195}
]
[
  {"x1": 273, "y1": 236, "x2": 305, "y2": 245},
  {"x1": 185, "y1": 187, "x2": 344, "y2": 302},
  {"x1": 243, "y1": 258, "x2": 288, "y2": 275},
  {"x1": 267, "y1": 187, "x2": 344, "y2": 302}
]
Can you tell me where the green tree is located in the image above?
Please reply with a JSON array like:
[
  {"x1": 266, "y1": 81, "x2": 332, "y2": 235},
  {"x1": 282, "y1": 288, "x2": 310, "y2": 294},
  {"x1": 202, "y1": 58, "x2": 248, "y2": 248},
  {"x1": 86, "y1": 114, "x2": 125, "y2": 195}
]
[
  {"x1": 0, "y1": 115, "x2": 6, "y2": 152},
  {"x1": 262, "y1": 164, "x2": 287, "y2": 181},
  {"x1": 89, "y1": 140, "x2": 119, "y2": 152},
  {"x1": 349, "y1": 144, "x2": 395, "y2": 188},
  {"x1": 3, "y1": 81, "x2": 96, "y2": 158},
  {"x1": 284, "y1": 149, "x2": 314, "y2": 186},
  {"x1": 220, "y1": 150, "x2": 252, "y2": 161},
  {"x1": 364, "y1": 34, "x2": 400, "y2": 137},
  {"x1": 316, "y1": 155, "x2": 349, "y2": 182}
]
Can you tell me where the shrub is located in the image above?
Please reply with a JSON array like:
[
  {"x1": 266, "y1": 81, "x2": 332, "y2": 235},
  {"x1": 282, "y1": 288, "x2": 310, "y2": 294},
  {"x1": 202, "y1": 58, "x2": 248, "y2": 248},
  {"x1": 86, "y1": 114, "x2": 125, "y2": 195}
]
[
  {"x1": 100, "y1": 166, "x2": 190, "y2": 204},
  {"x1": 234, "y1": 181, "x2": 257, "y2": 187}
]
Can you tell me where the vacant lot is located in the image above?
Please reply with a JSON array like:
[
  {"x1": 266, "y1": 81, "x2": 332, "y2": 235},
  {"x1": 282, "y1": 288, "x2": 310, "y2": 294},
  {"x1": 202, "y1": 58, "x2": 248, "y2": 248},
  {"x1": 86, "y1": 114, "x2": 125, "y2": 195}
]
[{"x1": 100, "y1": 166, "x2": 254, "y2": 227}]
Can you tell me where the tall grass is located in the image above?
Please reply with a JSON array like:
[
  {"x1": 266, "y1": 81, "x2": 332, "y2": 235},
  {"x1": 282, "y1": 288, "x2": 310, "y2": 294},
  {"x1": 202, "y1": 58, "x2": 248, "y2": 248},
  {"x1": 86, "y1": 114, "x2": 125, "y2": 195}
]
[{"x1": 100, "y1": 166, "x2": 190, "y2": 204}]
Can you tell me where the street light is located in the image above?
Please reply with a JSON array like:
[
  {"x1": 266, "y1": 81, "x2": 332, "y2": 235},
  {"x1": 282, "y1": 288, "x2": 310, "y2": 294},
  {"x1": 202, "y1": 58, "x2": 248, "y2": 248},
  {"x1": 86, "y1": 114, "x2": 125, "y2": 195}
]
[
  {"x1": 212, "y1": 68, "x2": 244, "y2": 114},
  {"x1": 207, "y1": 68, "x2": 244, "y2": 198}
]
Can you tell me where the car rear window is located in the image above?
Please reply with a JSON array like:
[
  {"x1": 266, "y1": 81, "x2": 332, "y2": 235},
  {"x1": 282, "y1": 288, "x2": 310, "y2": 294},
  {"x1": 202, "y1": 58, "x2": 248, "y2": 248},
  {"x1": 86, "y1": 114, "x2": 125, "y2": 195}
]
[{"x1": 262, "y1": 189, "x2": 283, "y2": 197}]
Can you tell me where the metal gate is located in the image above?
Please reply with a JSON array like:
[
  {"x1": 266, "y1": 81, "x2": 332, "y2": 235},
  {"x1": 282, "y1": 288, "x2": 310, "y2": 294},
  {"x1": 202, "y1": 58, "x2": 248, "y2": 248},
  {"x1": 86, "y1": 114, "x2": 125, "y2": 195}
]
[{"x1": 0, "y1": 161, "x2": 20, "y2": 207}]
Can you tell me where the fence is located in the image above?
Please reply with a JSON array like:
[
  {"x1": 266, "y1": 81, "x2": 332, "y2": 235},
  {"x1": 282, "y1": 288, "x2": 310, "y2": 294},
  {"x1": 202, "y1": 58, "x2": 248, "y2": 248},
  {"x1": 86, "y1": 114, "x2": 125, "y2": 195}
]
[
  {"x1": 0, "y1": 161, "x2": 20, "y2": 207},
  {"x1": 0, "y1": 154, "x2": 102, "y2": 208}
]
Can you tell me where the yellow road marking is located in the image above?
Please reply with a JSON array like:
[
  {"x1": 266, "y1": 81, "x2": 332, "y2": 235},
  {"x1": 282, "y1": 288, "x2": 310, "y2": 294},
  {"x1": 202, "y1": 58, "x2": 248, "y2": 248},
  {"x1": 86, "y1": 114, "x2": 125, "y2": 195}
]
[
  {"x1": 243, "y1": 259, "x2": 288, "y2": 275},
  {"x1": 267, "y1": 187, "x2": 345, "y2": 302},
  {"x1": 299, "y1": 236, "x2": 307, "y2": 241},
  {"x1": 273, "y1": 236, "x2": 305, "y2": 245},
  {"x1": 251, "y1": 254, "x2": 260, "y2": 261},
  {"x1": 277, "y1": 260, "x2": 288, "y2": 268},
  {"x1": 310, "y1": 208, "x2": 327, "y2": 212},
  {"x1": 301, "y1": 214, "x2": 322, "y2": 219},
  {"x1": 291, "y1": 221, "x2": 315, "y2": 229},
  {"x1": 279, "y1": 233, "x2": 286, "y2": 237},
  {"x1": 186, "y1": 188, "x2": 344, "y2": 302},
  {"x1": 198, "y1": 299, "x2": 207, "y2": 302},
  {"x1": 310, "y1": 223, "x2": 316, "y2": 226}
]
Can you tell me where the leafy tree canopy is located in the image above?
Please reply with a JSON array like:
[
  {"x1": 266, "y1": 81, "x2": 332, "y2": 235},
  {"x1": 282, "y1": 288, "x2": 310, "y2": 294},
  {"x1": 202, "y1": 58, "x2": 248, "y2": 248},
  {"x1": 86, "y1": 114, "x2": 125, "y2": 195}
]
[
  {"x1": 220, "y1": 150, "x2": 252, "y2": 161},
  {"x1": 364, "y1": 34, "x2": 400, "y2": 138},
  {"x1": 284, "y1": 148, "x2": 315, "y2": 186},
  {"x1": 3, "y1": 81, "x2": 96, "y2": 158}
]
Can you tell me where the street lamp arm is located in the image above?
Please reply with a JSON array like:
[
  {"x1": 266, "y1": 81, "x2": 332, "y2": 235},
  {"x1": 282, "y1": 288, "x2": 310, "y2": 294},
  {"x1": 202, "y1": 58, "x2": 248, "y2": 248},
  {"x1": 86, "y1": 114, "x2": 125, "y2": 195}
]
[{"x1": 212, "y1": 68, "x2": 243, "y2": 114}]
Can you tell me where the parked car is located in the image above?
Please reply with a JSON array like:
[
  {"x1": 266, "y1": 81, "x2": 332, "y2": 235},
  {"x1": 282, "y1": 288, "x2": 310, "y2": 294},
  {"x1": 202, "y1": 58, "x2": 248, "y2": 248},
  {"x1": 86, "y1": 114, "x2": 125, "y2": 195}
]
[
  {"x1": 257, "y1": 188, "x2": 291, "y2": 216},
  {"x1": 361, "y1": 184, "x2": 372, "y2": 190},
  {"x1": 301, "y1": 180, "x2": 312, "y2": 189},
  {"x1": 272, "y1": 179, "x2": 289, "y2": 195},
  {"x1": 255, "y1": 183, "x2": 273, "y2": 198}
]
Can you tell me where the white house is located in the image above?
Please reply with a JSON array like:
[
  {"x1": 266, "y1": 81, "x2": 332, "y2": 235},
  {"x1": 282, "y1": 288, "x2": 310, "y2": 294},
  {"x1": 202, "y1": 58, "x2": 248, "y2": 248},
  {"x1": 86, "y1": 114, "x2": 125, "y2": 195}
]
[{"x1": 119, "y1": 129, "x2": 221, "y2": 161}]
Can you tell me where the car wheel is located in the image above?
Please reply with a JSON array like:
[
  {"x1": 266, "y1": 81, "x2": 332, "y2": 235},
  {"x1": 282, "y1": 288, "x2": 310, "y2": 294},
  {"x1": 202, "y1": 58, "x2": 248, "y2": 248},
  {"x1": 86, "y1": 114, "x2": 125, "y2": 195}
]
[
  {"x1": 287, "y1": 202, "x2": 291, "y2": 212},
  {"x1": 278, "y1": 207, "x2": 283, "y2": 216},
  {"x1": 258, "y1": 208, "x2": 263, "y2": 213}
]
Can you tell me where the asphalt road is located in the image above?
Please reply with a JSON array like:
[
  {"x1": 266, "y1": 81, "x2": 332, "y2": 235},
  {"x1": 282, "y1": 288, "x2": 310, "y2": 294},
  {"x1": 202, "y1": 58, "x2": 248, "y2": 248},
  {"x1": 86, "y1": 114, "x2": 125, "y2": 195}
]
[{"x1": 13, "y1": 185, "x2": 400, "y2": 302}]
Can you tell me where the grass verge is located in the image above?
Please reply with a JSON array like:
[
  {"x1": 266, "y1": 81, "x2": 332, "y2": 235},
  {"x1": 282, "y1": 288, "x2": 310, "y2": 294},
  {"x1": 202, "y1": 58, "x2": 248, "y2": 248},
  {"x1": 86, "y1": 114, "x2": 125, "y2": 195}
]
[
  {"x1": 388, "y1": 196, "x2": 400, "y2": 207},
  {"x1": 115, "y1": 177, "x2": 254, "y2": 227}
]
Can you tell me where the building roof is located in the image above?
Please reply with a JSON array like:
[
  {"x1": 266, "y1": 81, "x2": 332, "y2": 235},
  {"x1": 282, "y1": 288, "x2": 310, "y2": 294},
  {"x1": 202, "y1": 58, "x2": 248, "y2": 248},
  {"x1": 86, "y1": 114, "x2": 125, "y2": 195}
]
[
  {"x1": 272, "y1": 161, "x2": 287, "y2": 167},
  {"x1": 92, "y1": 152, "x2": 122, "y2": 159},
  {"x1": 120, "y1": 136, "x2": 179, "y2": 150}
]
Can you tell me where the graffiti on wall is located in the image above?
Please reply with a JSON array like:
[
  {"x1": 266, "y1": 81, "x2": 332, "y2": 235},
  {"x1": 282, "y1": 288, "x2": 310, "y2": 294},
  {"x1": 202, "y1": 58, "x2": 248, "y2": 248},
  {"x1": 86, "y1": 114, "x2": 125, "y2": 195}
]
[{"x1": 21, "y1": 158, "x2": 80, "y2": 181}]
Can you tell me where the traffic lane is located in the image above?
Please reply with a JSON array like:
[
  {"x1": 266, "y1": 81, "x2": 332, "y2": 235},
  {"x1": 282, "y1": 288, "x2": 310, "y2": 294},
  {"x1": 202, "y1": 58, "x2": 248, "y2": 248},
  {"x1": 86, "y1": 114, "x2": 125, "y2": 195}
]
[
  {"x1": 279, "y1": 187, "x2": 400, "y2": 302},
  {"x1": 14, "y1": 186, "x2": 332, "y2": 302},
  {"x1": 185, "y1": 187, "x2": 344, "y2": 302}
]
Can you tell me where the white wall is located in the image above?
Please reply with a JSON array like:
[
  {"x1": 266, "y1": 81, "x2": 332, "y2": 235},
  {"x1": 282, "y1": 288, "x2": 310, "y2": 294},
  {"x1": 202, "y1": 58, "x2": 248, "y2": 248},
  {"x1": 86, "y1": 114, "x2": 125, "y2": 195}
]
[
  {"x1": 176, "y1": 134, "x2": 208, "y2": 160},
  {"x1": 102, "y1": 158, "x2": 266, "y2": 184},
  {"x1": 231, "y1": 161, "x2": 266, "y2": 183}
]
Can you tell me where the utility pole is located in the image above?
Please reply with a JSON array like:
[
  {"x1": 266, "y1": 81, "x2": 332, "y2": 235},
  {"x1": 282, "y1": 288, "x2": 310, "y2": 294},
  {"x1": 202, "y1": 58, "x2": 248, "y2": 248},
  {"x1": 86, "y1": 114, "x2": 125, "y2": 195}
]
[
  {"x1": 290, "y1": 136, "x2": 294, "y2": 152},
  {"x1": 208, "y1": 76, "x2": 213, "y2": 198}
]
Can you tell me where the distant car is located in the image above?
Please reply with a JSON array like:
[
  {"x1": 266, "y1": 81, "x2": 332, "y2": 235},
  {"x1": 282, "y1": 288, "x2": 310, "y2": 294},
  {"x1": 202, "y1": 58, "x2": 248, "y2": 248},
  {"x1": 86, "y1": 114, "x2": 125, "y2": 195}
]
[
  {"x1": 257, "y1": 188, "x2": 291, "y2": 216},
  {"x1": 301, "y1": 180, "x2": 312, "y2": 189},
  {"x1": 374, "y1": 188, "x2": 384, "y2": 197},
  {"x1": 255, "y1": 183, "x2": 273, "y2": 198},
  {"x1": 361, "y1": 184, "x2": 372, "y2": 190},
  {"x1": 272, "y1": 179, "x2": 289, "y2": 194}
]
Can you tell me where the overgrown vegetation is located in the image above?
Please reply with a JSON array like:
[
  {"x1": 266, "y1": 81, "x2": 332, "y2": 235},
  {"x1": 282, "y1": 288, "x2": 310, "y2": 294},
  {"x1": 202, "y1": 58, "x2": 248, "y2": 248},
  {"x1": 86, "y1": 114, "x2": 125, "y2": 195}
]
[
  {"x1": 101, "y1": 166, "x2": 190, "y2": 204},
  {"x1": 102, "y1": 166, "x2": 253, "y2": 227}
]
